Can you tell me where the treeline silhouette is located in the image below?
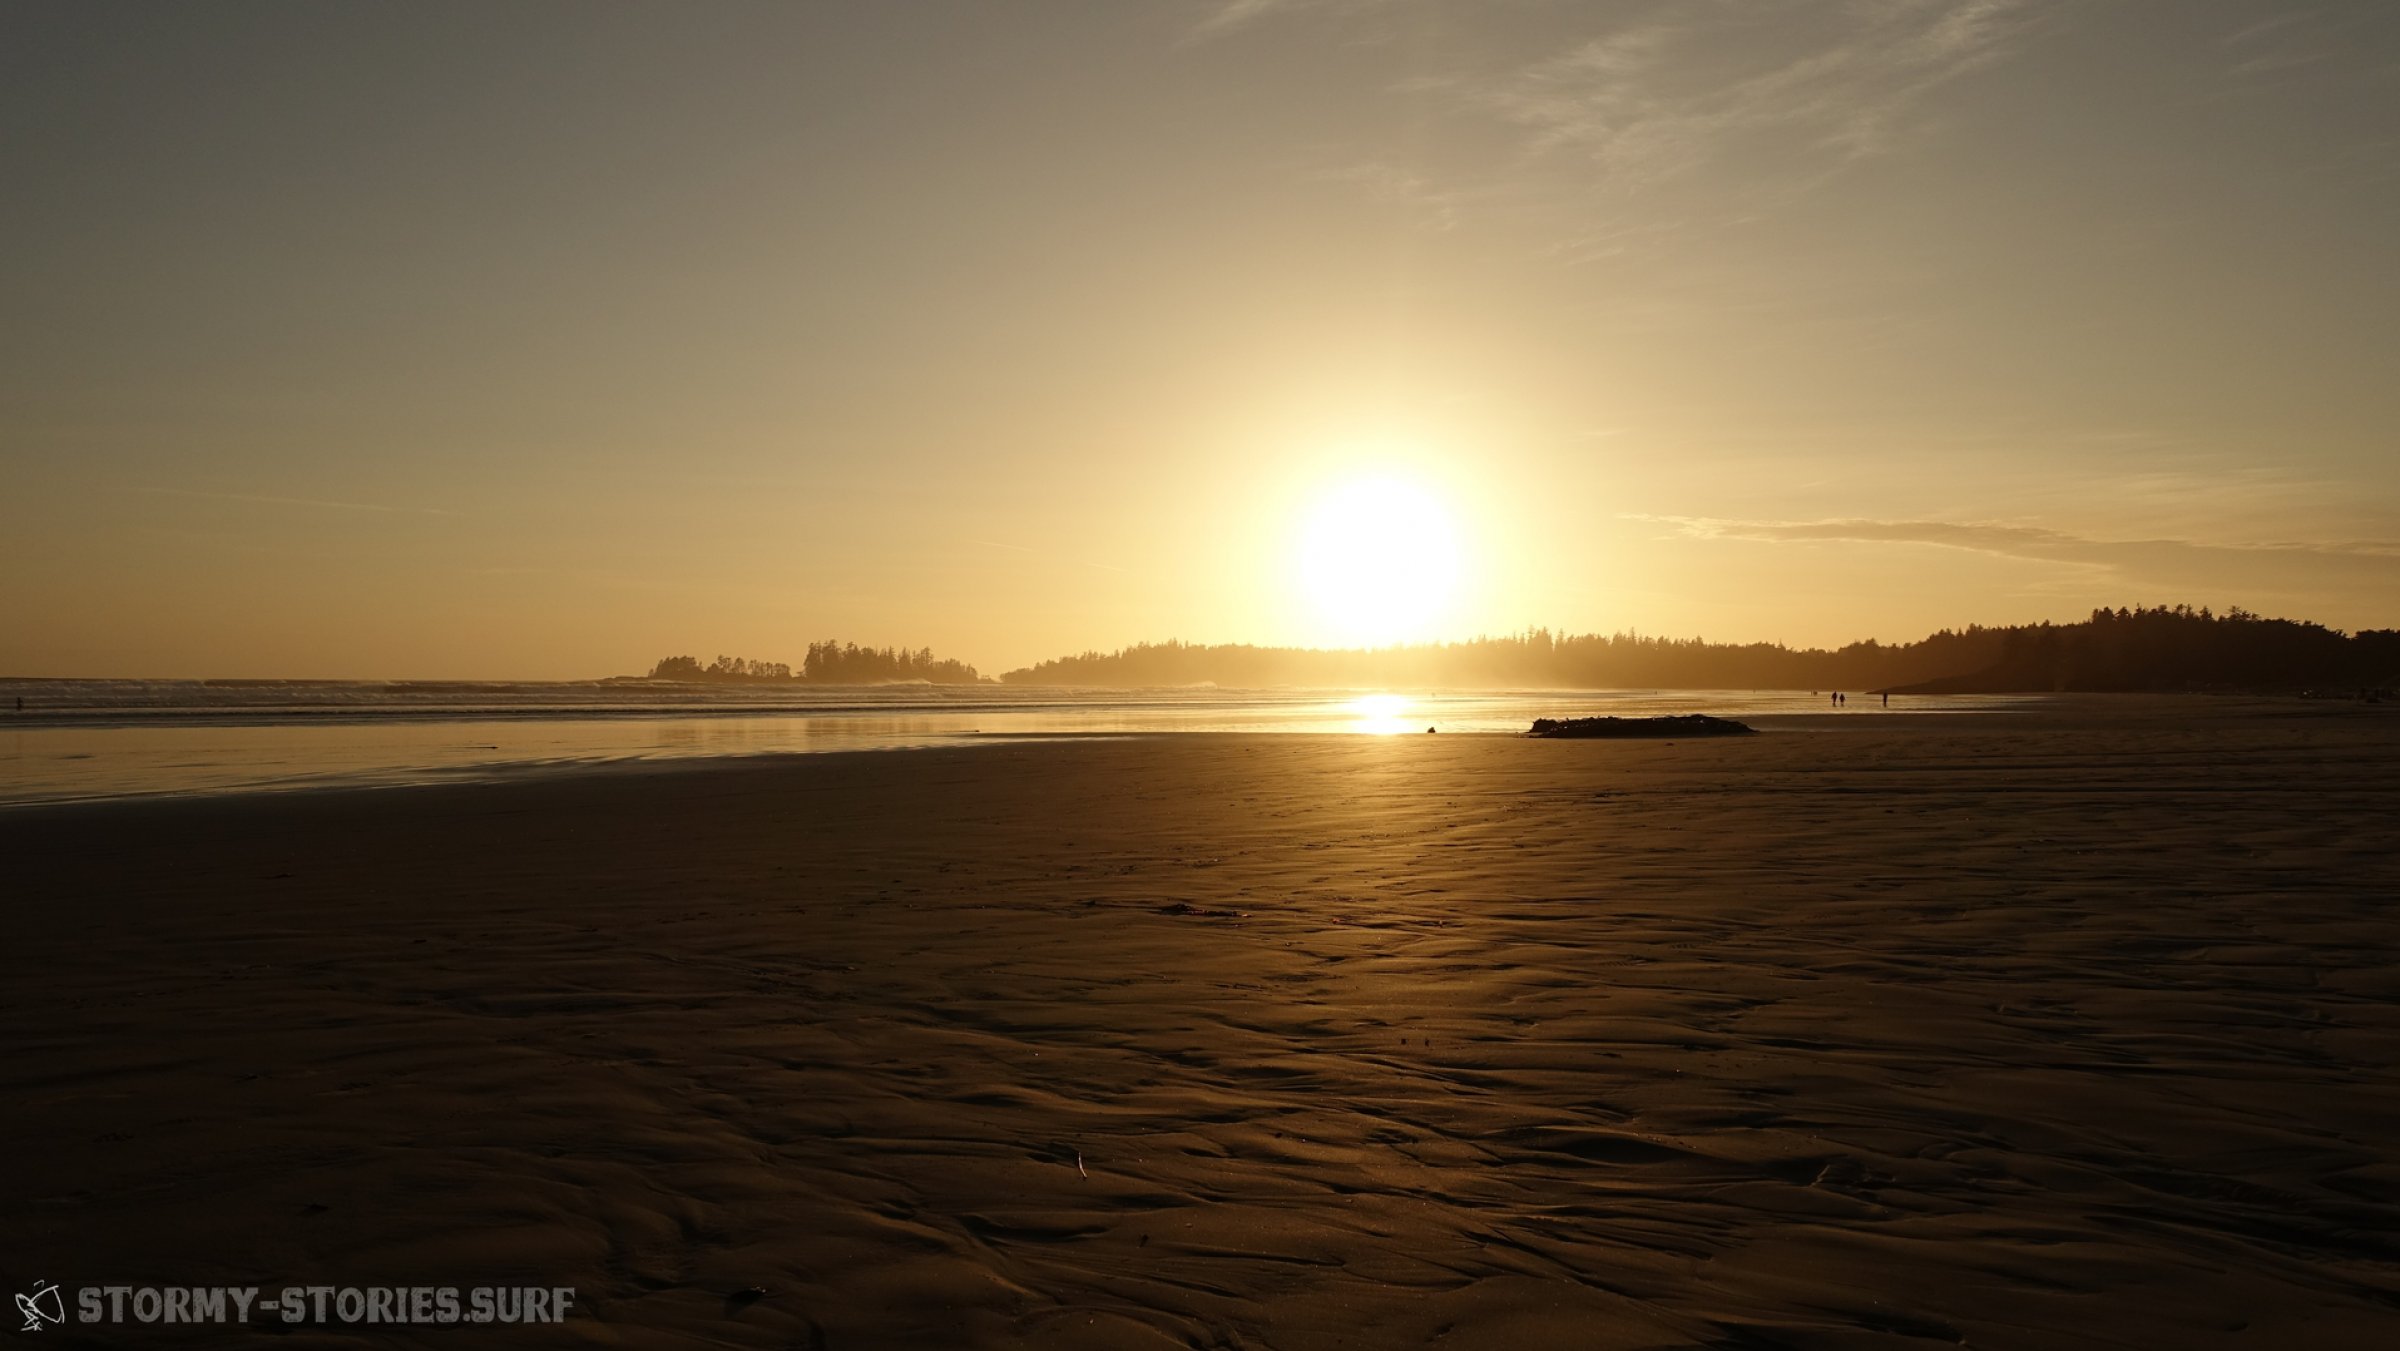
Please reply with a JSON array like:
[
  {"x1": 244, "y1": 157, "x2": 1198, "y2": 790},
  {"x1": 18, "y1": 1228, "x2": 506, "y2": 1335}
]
[
  {"x1": 999, "y1": 606, "x2": 2400, "y2": 693},
  {"x1": 1898, "y1": 605, "x2": 2399, "y2": 694},
  {"x1": 647, "y1": 642, "x2": 980, "y2": 685}
]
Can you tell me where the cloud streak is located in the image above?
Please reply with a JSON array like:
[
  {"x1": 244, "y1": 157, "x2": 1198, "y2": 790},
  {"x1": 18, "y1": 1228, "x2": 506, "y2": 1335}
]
[
  {"x1": 1295, "y1": 0, "x2": 2045, "y2": 252},
  {"x1": 1186, "y1": 0, "x2": 1379, "y2": 40},
  {"x1": 1474, "y1": 0, "x2": 2035, "y2": 187},
  {"x1": 1192, "y1": 0, "x2": 1283, "y2": 37},
  {"x1": 1643, "y1": 514, "x2": 2400, "y2": 603}
]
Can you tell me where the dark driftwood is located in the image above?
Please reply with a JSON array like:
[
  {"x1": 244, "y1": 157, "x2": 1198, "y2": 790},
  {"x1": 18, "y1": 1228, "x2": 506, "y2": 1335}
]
[{"x1": 1526, "y1": 714, "x2": 1757, "y2": 739}]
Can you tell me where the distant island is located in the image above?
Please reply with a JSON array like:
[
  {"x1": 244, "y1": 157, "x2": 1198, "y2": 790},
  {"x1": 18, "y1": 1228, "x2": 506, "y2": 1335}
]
[
  {"x1": 635, "y1": 642, "x2": 983, "y2": 685},
  {"x1": 637, "y1": 607, "x2": 2398, "y2": 695}
]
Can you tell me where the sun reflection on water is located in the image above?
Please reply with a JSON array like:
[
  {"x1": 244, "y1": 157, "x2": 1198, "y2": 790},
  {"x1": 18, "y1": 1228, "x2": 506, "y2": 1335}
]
[{"x1": 1347, "y1": 693, "x2": 1416, "y2": 735}]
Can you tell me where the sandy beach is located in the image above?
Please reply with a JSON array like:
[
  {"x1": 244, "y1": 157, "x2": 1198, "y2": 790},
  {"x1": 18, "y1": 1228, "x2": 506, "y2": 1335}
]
[{"x1": 6, "y1": 699, "x2": 2399, "y2": 1349}]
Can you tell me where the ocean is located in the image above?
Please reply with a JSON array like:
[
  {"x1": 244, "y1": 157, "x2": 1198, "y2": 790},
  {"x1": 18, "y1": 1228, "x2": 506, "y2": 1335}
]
[{"x1": 0, "y1": 679, "x2": 2024, "y2": 805}]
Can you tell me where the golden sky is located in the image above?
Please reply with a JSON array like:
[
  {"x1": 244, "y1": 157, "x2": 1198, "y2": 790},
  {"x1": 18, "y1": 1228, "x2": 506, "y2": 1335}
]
[{"x1": 3, "y1": 1, "x2": 2396, "y2": 677}]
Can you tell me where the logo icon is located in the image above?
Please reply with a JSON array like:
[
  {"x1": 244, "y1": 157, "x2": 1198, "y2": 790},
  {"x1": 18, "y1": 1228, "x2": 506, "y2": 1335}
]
[{"x1": 15, "y1": 1281, "x2": 65, "y2": 1332}]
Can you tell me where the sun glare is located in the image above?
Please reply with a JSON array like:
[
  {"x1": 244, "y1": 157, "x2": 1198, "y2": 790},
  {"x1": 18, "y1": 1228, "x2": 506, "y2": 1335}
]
[
  {"x1": 1297, "y1": 476, "x2": 1463, "y2": 647},
  {"x1": 1346, "y1": 692, "x2": 1415, "y2": 734}
]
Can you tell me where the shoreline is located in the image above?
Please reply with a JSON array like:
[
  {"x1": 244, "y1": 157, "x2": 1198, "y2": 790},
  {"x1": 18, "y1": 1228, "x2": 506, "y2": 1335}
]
[{"x1": 0, "y1": 692, "x2": 2097, "y2": 810}]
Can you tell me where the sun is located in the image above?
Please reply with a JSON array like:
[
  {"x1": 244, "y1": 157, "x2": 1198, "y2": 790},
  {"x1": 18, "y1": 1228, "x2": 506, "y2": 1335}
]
[{"x1": 1296, "y1": 475, "x2": 1463, "y2": 647}]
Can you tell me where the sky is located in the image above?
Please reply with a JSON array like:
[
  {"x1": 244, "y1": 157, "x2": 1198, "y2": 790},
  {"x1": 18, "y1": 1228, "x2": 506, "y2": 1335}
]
[{"x1": 3, "y1": 0, "x2": 2396, "y2": 679}]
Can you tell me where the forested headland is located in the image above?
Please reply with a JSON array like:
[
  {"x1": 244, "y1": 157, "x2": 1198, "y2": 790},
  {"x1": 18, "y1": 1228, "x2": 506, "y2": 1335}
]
[
  {"x1": 633, "y1": 608, "x2": 2398, "y2": 693},
  {"x1": 997, "y1": 606, "x2": 2400, "y2": 694}
]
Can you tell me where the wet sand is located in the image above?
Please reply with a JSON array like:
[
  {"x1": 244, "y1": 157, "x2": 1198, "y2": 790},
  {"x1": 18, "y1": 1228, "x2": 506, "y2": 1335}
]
[{"x1": 6, "y1": 700, "x2": 2399, "y2": 1348}]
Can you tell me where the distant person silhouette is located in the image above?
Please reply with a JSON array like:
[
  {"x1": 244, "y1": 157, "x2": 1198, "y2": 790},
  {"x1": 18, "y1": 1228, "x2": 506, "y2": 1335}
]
[{"x1": 1882, "y1": 692, "x2": 1889, "y2": 708}]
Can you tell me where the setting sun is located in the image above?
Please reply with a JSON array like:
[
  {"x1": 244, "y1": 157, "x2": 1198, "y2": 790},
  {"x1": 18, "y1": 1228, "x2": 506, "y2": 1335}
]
[{"x1": 1296, "y1": 475, "x2": 1464, "y2": 647}]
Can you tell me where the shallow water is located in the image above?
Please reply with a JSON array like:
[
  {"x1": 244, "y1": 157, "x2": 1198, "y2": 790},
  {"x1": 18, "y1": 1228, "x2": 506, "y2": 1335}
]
[{"x1": 0, "y1": 681, "x2": 2023, "y2": 805}]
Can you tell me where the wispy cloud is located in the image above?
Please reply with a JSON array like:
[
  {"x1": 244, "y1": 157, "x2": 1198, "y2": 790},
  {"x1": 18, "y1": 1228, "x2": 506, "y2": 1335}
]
[
  {"x1": 126, "y1": 486, "x2": 458, "y2": 517},
  {"x1": 2218, "y1": 7, "x2": 2349, "y2": 79},
  {"x1": 1187, "y1": 0, "x2": 1394, "y2": 40},
  {"x1": 1318, "y1": 160, "x2": 1462, "y2": 230},
  {"x1": 1191, "y1": 0, "x2": 1286, "y2": 37},
  {"x1": 1640, "y1": 513, "x2": 2400, "y2": 601},
  {"x1": 1272, "y1": 1, "x2": 2046, "y2": 253},
  {"x1": 2221, "y1": 12, "x2": 2313, "y2": 50},
  {"x1": 1472, "y1": 1, "x2": 2035, "y2": 188}
]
